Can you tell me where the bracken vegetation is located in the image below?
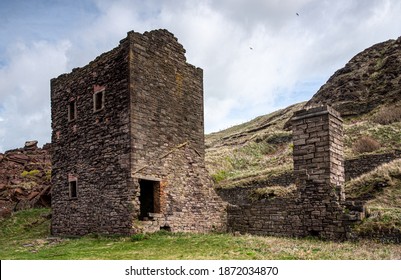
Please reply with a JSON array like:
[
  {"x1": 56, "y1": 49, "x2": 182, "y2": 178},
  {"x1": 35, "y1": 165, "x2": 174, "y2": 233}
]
[
  {"x1": 372, "y1": 103, "x2": 401, "y2": 125},
  {"x1": 352, "y1": 135, "x2": 381, "y2": 154}
]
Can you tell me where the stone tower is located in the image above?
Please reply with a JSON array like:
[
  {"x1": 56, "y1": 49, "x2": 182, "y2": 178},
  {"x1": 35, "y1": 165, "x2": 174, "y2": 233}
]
[{"x1": 50, "y1": 29, "x2": 226, "y2": 236}]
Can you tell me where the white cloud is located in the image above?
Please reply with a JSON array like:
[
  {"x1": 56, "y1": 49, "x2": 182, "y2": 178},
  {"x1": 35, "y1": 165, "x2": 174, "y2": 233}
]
[
  {"x1": 1, "y1": 0, "x2": 401, "y2": 151},
  {"x1": 0, "y1": 40, "x2": 70, "y2": 151},
  {"x1": 59, "y1": 0, "x2": 401, "y2": 134}
]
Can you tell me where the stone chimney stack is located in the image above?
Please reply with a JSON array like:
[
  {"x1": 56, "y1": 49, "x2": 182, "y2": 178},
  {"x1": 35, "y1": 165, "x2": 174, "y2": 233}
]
[{"x1": 292, "y1": 105, "x2": 344, "y2": 197}]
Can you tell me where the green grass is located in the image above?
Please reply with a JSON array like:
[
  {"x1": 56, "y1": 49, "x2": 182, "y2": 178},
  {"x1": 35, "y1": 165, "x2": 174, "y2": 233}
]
[{"x1": 1, "y1": 208, "x2": 401, "y2": 260}]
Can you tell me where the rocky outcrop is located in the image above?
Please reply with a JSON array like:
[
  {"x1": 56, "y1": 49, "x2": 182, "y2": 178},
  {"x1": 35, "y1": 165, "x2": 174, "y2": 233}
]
[
  {"x1": 306, "y1": 37, "x2": 401, "y2": 116},
  {"x1": 0, "y1": 142, "x2": 51, "y2": 218}
]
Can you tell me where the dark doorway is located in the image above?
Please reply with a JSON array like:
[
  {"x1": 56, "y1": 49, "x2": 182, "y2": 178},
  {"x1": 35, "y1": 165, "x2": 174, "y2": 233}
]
[{"x1": 139, "y1": 179, "x2": 160, "y2": 220}]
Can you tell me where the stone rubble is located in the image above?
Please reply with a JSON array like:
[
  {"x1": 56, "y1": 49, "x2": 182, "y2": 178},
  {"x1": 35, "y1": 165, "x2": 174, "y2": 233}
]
[{"x1": 0, "y1": 142, "x2": 51, "y2": 218}]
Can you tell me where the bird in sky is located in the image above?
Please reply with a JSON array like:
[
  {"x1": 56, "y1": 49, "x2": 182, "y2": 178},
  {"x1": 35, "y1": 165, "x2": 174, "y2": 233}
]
[
  {"x1": 296, "y1": 12, "x2": 299, "y2": 16},
  {"x1": 249, "y1": 47, "x2": 253, "y2": 50}
]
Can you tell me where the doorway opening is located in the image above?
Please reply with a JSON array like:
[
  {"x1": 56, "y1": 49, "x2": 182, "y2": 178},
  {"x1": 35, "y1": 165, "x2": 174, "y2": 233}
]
[{"x1": 139, "y1": 179, "x2": 161, "y2": 220}]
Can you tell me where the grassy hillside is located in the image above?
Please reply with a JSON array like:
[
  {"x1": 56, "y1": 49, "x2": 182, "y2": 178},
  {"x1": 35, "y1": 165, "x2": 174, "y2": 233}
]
[
  {"x1": 1, "y1": 208, "x2": 401, "y2": 260},
  {"x1": 205, "y1": 101, "x2": 401, "y2": 188},
  {"x1": 205, "y1": 102, "x2": 304, "y2": 188},
  {"x1": 345, "y1": 159, "x2": 401, "y2": 238},
  {"x1": 205, "y1": 101, "x2": 401, "y2": 241}
]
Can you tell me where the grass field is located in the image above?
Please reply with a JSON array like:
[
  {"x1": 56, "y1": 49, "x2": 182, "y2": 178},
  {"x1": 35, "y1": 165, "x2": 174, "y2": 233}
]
[{"x1": 1, "y1": 208, "x2": 400, "y2": 260}]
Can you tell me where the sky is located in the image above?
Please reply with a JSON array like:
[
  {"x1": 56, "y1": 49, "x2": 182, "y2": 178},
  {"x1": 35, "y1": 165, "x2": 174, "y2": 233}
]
[{"x1": 0, "y1": 0, "x2": 401, "y2": 152}]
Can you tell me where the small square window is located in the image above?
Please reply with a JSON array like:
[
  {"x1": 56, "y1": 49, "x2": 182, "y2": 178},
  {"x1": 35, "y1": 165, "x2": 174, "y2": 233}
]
[
  {"x1": 69, "y1": 180, "x2": 78, "y2": 198},
  {"x1": 68, "y1": 100, "x2": 77, "y2": 121},
  {"x1": 93, "y1": 90, "x2": 105, "y2": 112}
]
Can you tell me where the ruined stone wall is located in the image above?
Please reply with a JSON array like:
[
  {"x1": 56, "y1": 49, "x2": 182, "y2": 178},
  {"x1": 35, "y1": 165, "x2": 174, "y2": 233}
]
[
  {"x1": 127, "y1": 30, "x2": 225, "y2": 233},
  {"x1": 227, "y1": 192, "x2": 363, "y2": 240},
  {"x1": 132, "y1": 144, "x2": 227, "y2": 233},
  {"x1": 51, "y1": 39, "x2": 134, "y2": 236},
  {"x1": 128, "y1": 29, "x2": 205, "y2": 162},
  {"x1": 51, "y1": 29, "x2": 225, "y2": 236},
  {"x1": 227, "y1": 197, "x2": 302, "y2": 237},
  {"x1": 227, "y1": 106, "x2": 364, "y2": 240}
]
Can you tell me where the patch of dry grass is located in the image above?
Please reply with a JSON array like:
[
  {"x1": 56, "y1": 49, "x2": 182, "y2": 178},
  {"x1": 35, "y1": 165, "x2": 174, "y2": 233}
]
[
  {"x1": 345, "y1": 159, "x2": 401, "y2": 200},
  {"x1": 205, "y1": 103, "x2": 303, "y2": 188},
  {"x1": 352, "y1": 135, "x2": 381, "y2": 154},
  {"x1": 345, "y1": 159, "x2": 401, "y2": 238},
  {"x1": 215, "y1": 164, "x2": 293, "y2": 189},
  {"x1": 207, "y1": 143, "x2": 293, "y2": 188},
  {"x1": 249, "y1": 184, "x2": 297, "y2": 202},
  {"x1": 373, "y1": 103, "x2": 401, "y2": 125}
]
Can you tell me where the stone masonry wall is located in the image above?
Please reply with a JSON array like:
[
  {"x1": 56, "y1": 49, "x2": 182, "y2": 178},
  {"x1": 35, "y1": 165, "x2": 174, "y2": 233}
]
[
  {"x1": 227, "y1": 106, "x2": 364, "y2": 240},
  {"x1": 51, "y1": 29, "x2": 226, "y2": 236},
  {"x1": 292, "y1": 106, "x2": 345, "y2": 190},
  {"x1": 227, "y1": 193, "x2": 364, "y2": 239},
  {"x1": 51, "y1": 39, "x2": 133, "y2": 236},
  {"x1": 127, "y1": 30, "x2": 225, "y2": 233},
  {"x1": 128, "y1": 30, "x2": 205, "y2": 161},
  {"x1": 132, "y1": 144, "x2": 227, "y2": 233}
]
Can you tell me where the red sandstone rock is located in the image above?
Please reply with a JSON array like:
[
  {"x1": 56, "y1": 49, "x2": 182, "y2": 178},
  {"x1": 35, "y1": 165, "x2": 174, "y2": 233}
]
[
  {"x1": 27, "y1": 191, "x2": 40, "y2": 200},
  {"x1": 10, "y1": 179, "x2": 22, "y2": 185},
  {"x1": 7, "y1": 153, "x2": 30, "y2": 164},
  {"x1": 0, "y1": 206, "x2": 12, "y2": 219},
  {"x1": 0, "y1": 144, "x2": 51, "y2": 214},
  {"x1": 24, "y1": 140, "x2": 38, "y2": 150}
]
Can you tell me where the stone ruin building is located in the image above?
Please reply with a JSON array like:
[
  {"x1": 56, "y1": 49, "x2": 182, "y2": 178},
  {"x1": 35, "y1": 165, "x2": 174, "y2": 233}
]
[
  {"x1": 50, "y1": 29, "x2": 226, "y2": 236},
  {"x1": 51, "y1": 29, "x2": 365, "y2": 239},
  {"x1": 228, "y1": 106, "x2": 365, "y2": 240}
]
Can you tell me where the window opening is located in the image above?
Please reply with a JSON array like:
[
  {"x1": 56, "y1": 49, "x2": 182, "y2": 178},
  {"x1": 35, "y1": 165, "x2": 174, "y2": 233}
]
[
  {"x1": 93, "y1": 90, "x2": 105, "y2": 112},
  {"x1": 139, "y1": 179, "x2": 161, "y2": 220},
  {"x1": 69, "y1": 180, "x2": 78, "y2": 198},
  {"x1": 68, "y1": 100, "x2": 76, "y2": 121}
]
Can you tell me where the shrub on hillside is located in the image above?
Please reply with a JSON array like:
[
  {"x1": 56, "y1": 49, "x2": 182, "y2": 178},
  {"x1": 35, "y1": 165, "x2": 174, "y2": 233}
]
[
  {"x1": 373, "y1": 105, "x2": 401, "y2": 125},
  {"x1": 352, "y1": 135, "x2": 381, "y2": 154}
]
